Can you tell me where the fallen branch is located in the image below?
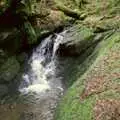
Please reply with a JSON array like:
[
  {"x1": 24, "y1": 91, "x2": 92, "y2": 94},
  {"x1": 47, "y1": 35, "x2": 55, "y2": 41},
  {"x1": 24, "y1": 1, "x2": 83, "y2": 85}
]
[{"x1": 55, "y1": 3, "x2": 87, "y2": 20}]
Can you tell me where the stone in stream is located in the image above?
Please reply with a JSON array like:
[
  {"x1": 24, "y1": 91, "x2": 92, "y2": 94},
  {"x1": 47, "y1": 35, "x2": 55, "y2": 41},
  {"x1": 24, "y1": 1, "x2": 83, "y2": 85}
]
[{"x1": 0, "y1": 56, "x2": 20, "y2": 83}]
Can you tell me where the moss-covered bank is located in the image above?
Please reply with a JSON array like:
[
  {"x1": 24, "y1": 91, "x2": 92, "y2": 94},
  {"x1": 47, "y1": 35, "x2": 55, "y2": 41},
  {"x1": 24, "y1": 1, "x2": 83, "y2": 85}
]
[
  {"x1": 55, "y1": 28, "x2": 120, "y2": 120},
  {"x1": 55, "y1": 0, "x2": 120, "y2": 120}
]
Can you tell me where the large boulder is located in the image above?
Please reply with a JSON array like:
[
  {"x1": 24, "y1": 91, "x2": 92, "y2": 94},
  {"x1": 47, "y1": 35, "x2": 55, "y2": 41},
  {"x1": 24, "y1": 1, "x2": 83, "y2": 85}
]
[
  {"x1": 55, "y1": 30, "x2": 120, "y2": 120},
  {"x1": 57, "y1": 26, "x2": 103, "y2": 56},
  {"x1": 0, "y1": 56, "x2": 20, "y2": 83}
]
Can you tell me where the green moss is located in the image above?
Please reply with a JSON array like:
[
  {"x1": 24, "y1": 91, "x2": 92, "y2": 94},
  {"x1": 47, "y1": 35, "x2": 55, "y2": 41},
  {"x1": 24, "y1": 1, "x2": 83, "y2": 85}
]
[
  {"x1": 99, "y1": 90, "x2": 120, "y2": 100},
  {"x1": 0, "y1": 0, "x2": 9, "y2": 15},
  {"x1": 0, "y1": 30, "x2": 22, "y2": 53},
  {"x1": 55, "y1": 30, "x2": 120, "y2": 120},
  {"x1": 23, "y1": 21, "x2": 37, "y2": 44},
  {"x1": 56, "y1": 84, "x2": 96, "y2": 120},
  {"x1": 0, "y1": 56, "x2": 20, "y2": 83},
  {"x1": 55, "y1": 0, "x2": 78, "y2": 9},
  {"x1": 63, "y1": 29, "x2": 110, "y2": 86}
]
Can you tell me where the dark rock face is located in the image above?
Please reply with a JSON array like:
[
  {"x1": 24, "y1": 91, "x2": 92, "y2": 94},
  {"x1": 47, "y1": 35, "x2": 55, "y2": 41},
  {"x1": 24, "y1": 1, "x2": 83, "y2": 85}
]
[
  {"x1": 0, "y1": 56, "x2": 20, "y2": 83},
  {"x1": 0, "y1": 29, "x2": 22, "y2": 53},
  {"x1": 0, "y1": 84, "x2": 8, "y2": 97},
  {"x1": 56, "y1": 26, "x2": 103, "y2": 56}
]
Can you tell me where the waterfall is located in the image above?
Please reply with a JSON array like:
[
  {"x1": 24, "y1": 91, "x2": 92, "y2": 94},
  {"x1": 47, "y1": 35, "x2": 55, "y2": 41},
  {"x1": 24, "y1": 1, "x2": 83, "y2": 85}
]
[
  {"x1": 1, "y1": 31, "x2": 67, "y2": 120},
  {"x1": 19, "y1": 31, "x2": 65, "y2": 94}
]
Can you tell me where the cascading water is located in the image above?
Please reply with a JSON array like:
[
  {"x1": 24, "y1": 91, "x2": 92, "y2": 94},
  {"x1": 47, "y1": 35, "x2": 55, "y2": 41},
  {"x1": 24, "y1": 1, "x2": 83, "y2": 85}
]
[
  {"x1": 16, "y1": 31, "x2": 66, "y2": 120},
  {"x1": 19, "y1": 33, "x2": 64, "y2": 93}
]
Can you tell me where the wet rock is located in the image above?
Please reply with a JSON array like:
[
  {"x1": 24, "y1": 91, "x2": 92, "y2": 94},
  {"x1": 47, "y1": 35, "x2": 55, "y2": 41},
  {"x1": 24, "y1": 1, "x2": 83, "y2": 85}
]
[
  {"x1": 0, "y1": 56, "x2": 20, "y2": 83},
  {"x1": 0, "y1": 49, "x2": 8, "y2": 67},
  {"x1": 0, "y1": 84, "x2": 8, "y2": 97},
  {"x1": 57, "y1": 26, "x2": 103, "y2": 56},
  {"x1": 0, "y1": 30, "x2": 15, "y2": 44},
  {"x1": 17, "y1": 52, "x2": 28, "y2": 64}
]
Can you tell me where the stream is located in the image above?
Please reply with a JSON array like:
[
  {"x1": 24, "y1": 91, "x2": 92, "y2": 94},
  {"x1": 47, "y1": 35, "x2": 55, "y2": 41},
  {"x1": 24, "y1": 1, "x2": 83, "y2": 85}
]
[{"x1": 0, "y1": 31, "x2": 67, "y2": 120}]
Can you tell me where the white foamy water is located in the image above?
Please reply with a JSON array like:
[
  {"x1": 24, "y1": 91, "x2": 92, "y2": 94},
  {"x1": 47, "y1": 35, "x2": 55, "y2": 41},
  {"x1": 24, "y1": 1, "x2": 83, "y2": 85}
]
[
  {"x1": 19, "y1": 31, "x2": 66, "y2": 94},
  {"x1": 52, "y1": 33, "x2": 65, "y2": 58}
]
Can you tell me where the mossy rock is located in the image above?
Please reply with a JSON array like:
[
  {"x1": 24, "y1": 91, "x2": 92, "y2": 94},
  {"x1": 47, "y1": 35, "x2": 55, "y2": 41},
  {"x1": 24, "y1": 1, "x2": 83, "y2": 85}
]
[
  {"x1": 0, "y1": 84, "x2": 8, "y2": 97},
  {"x1": 55, "y1": 30, "x2": 120, "y2": 120},
  {"x1": 0, "y1": 29, "x2": 22, "y2": 53},
  {"x1": 57, "y1": 25, "x2": 103, "y2": 56},
  {"x1": 0, "y1": 49, "x2": 8, "y2": 67},
  {"x1": 0, "y1": 56, "x2": 20, "y2": 83}
]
